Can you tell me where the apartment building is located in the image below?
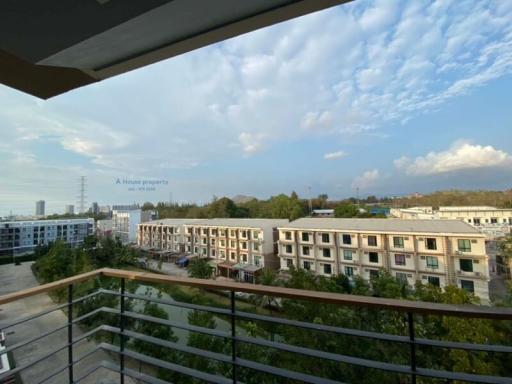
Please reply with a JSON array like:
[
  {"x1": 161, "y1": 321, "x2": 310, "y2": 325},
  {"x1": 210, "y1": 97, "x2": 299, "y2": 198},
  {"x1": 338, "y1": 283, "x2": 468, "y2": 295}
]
[
  {"x1": 278, "y1": 218, "x2": 489, "y2": 301},
  {"x1": 0, "y1": 218, "x2": 94, "y2": 257},
  {"x1": 137, "y1": 219, "x2": 201, "y2": 252},
  {"x1": 437, "y1": 206, "x2": 512, "y2": 238},
  {"x1": 391, "y1": 206, "x2": 512, "y2": 239},
  {"x1": 185, "y1": 219, "x2": 289, "y2": 282}
]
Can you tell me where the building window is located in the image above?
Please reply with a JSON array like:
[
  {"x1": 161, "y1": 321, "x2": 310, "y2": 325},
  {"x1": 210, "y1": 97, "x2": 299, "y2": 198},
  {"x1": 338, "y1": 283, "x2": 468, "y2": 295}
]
[
  {"x1": 369, "y1": 252, "x2": 379, "y2": 263},
  {"x1": 303, "y1": 246, "x2": 310, "y2": 256},
  {"x1": 322, "y1": 248, "x2": 331, "y2": 258},
  {"x1": 286, "y1": 259, "x2": 293, "y2": 268},
  {"x1": 473, "y1": 218, "x2": 481, "y2": 225},
  {"x1": 242, "y1": 254, "x2": 248, "y2": 263},
  {"x1": 321, "y1": 233, "x2": 330, "y2": 243},
  {"x1": 212, "y1": 250, "x2": 216, "y2": 257},
  {"x1": 393, "y1": 237, "x2": 404, "y2": 248},
  {"x1": 426, "y1": 238, "x2": 437, "y2": 250},
  {"x1": 230, "y1": 230, "x2": 236, "y2": 237},
  {"x1": 323, "y1": 264, "x2": 332, "y2": 274},
  {"x1": 368, "y1": 235, "x2": 377, "y2": 247},
  {"x1": 396, "y1": 272, "x2": 407, "y2": 284},
  {"x1": 285, "y1": 231, "x2": 292, "y2": 240},
  {"x1": 459, "y1": 259, "x2": 473, "y2": 272},
  {"x1": 427, "y1": 276, "x2": 440, "y2": 287},
  {"x1": 253, "y1": 243, "x2": 260, "y2": 251},
  {"x1": 344, "y1": 266, "x2": 354, "y2": 276},
  {"x1": 394, "y1": 253, "x2": 406, "y2": 266},
  {"x1": 302, "y1": 232, "x2": 310, "y2": 242},
  {"x1": 491, "y1": 218, "x2": 498, "y2": 224},
  {"x1": 458, "y1": 239, "x2": 472, "y2": 252},
  {"x1": 342, "y1": 234, "x2": 351, "y2": 245},
  {"x1": 254, "y1": 256, "x2": 261, "y2": 266},
  {"x1": 369, "y1": 269, "x2": 379, "y2": 279},
  {"x1": 285, "y1": 244, "x2": 293, "y2": 254},
  {"x1": 460, "y1": 279, "x2": 474, "y2": 293},
  {"x1": 253, "y1": 231, "x2": 259, "y2": 240},
  {"x1": 426, "y1": 256, "x2": 439, "y2": 269},
  {"x1": 343, "y1": 250, "x2": 352, "y2": 260},
  {"x1": 303, "y1": 261, "x2": 311, "y2": 270}
]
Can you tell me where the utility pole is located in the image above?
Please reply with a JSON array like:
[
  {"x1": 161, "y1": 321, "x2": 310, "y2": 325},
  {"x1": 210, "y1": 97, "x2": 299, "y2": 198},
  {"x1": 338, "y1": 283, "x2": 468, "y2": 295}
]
[{"x1": 307, "y1": 186, "x2": 312, "y2": 216}]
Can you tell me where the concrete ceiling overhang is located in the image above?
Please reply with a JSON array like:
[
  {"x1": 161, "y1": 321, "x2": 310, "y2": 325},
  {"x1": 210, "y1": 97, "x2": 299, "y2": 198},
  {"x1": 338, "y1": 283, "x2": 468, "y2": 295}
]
[{"x1": 0, "y1": 0, "x2": 350, "y2": 99}]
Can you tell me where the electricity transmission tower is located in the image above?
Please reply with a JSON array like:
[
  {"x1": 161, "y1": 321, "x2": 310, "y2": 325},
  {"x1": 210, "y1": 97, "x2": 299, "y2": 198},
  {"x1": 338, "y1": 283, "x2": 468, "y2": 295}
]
[{"x1": 77, "y1": 176, "x2": 87, "y2": 214}]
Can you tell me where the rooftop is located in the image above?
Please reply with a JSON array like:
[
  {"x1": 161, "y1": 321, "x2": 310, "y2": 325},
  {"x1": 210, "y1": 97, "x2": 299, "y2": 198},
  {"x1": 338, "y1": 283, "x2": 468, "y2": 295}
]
[
  {"x1": 439, "y1": 206, "x2": 512, "y2": 212},
  {"x1": 189, "y1": 218, "x2": 290, "y2": 228},
  {"x1": 279, "y1": 218, "x2": 482, "y2": 234}
]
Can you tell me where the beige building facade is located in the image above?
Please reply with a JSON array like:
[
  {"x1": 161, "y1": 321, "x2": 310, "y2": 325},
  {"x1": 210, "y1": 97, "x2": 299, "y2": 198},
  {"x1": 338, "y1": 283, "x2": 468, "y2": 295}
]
[
  {"x1": 184, "y1": 219, "x2": 289, "y2": 281},
  {"x1": 278, "y1": 218, "x2": 490, "y2": 302},
  {"x1": 138, "y1": 219, "x2": 201, "y2": 252}
]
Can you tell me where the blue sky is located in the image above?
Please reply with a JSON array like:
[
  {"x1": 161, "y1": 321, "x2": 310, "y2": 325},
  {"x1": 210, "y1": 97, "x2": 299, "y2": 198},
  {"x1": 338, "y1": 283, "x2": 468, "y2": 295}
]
[{"x1": 1, "y1": 0, "x2": 512, "y2": 215}]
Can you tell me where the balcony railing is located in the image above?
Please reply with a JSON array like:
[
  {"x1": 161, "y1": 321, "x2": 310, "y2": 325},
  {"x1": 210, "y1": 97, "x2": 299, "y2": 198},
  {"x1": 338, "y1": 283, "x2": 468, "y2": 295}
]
[{"x1": 0, "y1": 268, "x2": 512, "y2": 383}]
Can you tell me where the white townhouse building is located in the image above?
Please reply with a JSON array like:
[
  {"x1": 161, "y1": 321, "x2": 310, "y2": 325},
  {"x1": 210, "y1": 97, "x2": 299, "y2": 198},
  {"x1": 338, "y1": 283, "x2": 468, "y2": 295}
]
[
  {"x1": 391, "y1": 206, "x2": 512, "y2": 239},
  {"x1": 184, "y1": 219, "x2": 289, "y2": 282},
  {"x1": 277, "y1": 218, "x2": 490, "y2": 302},
  {"x1": 0, "y1": 218, "x2": 95, "y2": 257}
]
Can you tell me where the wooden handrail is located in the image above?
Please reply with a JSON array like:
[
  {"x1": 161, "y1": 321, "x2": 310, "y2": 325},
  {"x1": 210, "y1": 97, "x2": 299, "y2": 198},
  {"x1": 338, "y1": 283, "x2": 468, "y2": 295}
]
[
  {"x1": 0, "y1": 269, "x2": 102, "y2": 305},
  {"x1": 1, "y1": 268, "x2": 511, "y2": 319}
]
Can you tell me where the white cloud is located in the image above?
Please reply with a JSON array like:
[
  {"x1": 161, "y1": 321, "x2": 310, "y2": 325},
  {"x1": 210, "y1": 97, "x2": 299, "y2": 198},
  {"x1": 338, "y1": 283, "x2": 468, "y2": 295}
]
[
  {"x1": 352, "y1": 169, "x2": 380, "y2": 189},
  {"x1": 324, "y1": 150, "x2": 346, "y2": 160},
  {"x1": 394, "y1": 141, "x2": 512, "y2": 176},
  {"x1": 238, "y1": 132, "x2": 267, "y2": 155}
]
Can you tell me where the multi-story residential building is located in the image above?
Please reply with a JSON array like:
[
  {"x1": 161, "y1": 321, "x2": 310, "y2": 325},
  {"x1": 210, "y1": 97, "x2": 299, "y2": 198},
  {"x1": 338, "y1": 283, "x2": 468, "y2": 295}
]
[
  {"x1": 391, "y1": 206, "x2": 512, "y2": 239},
  {"x1": 112, "y1": 206, "x2": 142, "y2": 244},
  {"x1": 35, "y1": 200, "x2": 45, "y2": 216},
  {"x1": 96, "y1": 219, "x2": 113, "y2": 238},
  {"x1": 277, "y1": 218, "x2": 490, "y2": 302},
  {"x1": 0, "y1": 218, "x2": 94, "y2": 257},
  {"x1": 437, "y1": 206, "x2": 512, "y2": 238},
  {"x1": 137, "y1": 219, "x2": 201, "y2": 252},
  {"x1": 185, "y1": 219, "x2": 289, "y2": 282},
  {"x1": 64, "y1": 205, "x2": 75, "y2": 215}
]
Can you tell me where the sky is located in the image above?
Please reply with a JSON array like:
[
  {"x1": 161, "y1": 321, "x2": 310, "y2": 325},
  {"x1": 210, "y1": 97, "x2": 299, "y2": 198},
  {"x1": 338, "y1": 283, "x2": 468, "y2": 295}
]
[{"x1": 1, "y1": 0, "x2": 512, "y2": 216}]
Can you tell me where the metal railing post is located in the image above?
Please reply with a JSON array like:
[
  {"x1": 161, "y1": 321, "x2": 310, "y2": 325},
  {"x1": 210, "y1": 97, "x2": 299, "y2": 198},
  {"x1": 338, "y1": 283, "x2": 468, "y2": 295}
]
[
  {"x1": 230, "y1": 290, "x2": 237, "y2": 384},
  {"x1": 120, "y1": 278, "x2": 126, "y2": 384},
  {"x1": 407, "y1": 312, "x2": 416, "y2": 384},
  {"x1": 67, "y1": 284, "x2": 73, "y2": 384}
]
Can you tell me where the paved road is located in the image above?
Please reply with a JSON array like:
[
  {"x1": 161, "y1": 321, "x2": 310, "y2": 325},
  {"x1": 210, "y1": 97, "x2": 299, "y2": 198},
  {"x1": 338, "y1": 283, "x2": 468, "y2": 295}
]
[{"x1": 0, "y1": 263, "x2": 133, "y2": 384}]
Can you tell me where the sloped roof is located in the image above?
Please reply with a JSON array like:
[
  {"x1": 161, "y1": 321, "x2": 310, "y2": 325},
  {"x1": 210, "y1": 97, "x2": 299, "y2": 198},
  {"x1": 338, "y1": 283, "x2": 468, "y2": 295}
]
[{"x1": 280, "y1": 218, "x2": 482, "y2": 235}]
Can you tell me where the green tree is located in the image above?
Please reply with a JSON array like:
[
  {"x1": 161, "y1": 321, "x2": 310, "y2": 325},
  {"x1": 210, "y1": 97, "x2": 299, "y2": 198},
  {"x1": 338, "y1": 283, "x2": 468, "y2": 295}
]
[
  {"x1": 334, "y1": 203, "x2": 359, "y2": 218},
  {"x1": 188, "y1": 258, "x2": 214, "y2": 279},
  {"x1": 207, "y1": 197, "x2": 238, "y2": 218},
  {"x1": 142, "y1": 201, "x2": 155, "y2": 210}
]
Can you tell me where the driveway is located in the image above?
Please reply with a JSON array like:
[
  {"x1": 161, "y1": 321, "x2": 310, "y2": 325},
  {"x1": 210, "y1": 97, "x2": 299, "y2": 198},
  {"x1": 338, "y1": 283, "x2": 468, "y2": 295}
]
[{"x1": 0, "y1": 262, "x2": 134, "y2": 384}]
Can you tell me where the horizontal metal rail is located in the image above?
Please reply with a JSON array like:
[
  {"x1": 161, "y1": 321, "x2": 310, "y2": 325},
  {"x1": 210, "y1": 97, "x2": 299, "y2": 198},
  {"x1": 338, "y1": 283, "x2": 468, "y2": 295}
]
[{"x1": 2, "y1": 268, "x2": 512, "y2": 384}]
